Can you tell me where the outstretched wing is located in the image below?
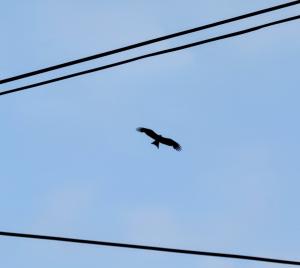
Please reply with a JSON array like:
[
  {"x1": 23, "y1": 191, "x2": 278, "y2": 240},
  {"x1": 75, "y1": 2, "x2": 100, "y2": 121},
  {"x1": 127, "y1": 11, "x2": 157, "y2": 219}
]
[
  {"x1": 136, "y1": 127, "x2": 159, "y2": 140},
  {"x1": 161, "y1": 137, "x2": 182, "y2": 151}
]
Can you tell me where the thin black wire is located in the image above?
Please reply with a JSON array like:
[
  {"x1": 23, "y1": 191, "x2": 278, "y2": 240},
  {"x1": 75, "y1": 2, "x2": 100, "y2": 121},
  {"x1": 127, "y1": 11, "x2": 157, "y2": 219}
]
[
  {"x1": 0, "y1": 231, "x2": 299, "y2": 266},
  {"x1": 1, "y1": 0, "x2": 300, "y2": 84},
  {"x1": 1, "y1": 15, "x2": 299, "y2": 97}
]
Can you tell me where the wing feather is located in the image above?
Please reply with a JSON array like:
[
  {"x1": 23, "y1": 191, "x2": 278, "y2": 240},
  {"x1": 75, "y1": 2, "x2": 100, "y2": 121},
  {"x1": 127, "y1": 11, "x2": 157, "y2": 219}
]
[
  {"x1": 136, "y1": 127, "x2": 159, "y2": 139},
  {"x1": 160, "y1": 137, "x2": 182, "y2": 151}
]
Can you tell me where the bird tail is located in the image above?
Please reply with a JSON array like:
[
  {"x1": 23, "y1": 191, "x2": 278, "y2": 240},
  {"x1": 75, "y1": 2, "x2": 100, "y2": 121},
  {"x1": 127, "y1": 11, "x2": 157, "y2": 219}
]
[{"x1": 151, "y1": 140, "x2": 159, "y2": 149}]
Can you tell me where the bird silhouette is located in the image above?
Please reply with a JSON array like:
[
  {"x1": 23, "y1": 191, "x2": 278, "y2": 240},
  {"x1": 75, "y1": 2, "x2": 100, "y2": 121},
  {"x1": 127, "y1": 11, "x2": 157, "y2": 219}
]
[{"x1": 136, "y1": 127, "x2": 182, "y2": 151}]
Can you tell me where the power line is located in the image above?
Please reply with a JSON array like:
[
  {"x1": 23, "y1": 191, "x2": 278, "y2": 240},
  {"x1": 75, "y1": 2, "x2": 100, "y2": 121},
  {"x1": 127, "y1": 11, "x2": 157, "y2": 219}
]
[
  {"x1": 0, "y1": 231, "x2": 299, "y2": 266},
  {"x1": 1, "y1": 1, "x2": 300, "y2": 85},
  {"x1": 1, "y1": 15, "x2": 299, "y2": 97}
]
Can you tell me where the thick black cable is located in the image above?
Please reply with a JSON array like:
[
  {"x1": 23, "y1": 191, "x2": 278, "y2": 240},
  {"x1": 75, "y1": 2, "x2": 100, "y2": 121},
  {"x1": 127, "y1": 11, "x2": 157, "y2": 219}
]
[
  {"x1": 1, "y1": 0, "x2": 300, "y2": 84},
  {"x1": 0, "y1": 15, "x2": 299, "y2": 97},
  {"x1": 0, "y1": 231, "x2": 299, "y2": 265}
]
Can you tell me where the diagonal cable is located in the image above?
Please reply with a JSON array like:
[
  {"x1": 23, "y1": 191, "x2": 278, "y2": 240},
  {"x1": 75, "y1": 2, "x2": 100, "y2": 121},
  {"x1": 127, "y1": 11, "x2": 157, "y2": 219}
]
[
  {"x1": 1, "y1": 15, "x2": 299, "y2": 97},
  {"x1": 0, "y1": 231, "x2": 299, "y2": 266},
  {"x1": 1, "y1": 0, "x2": 300, "y2": 84}
]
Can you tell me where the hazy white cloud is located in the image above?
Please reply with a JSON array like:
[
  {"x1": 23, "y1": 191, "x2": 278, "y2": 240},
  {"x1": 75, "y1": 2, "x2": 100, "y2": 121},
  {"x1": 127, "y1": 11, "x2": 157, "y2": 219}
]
[
  {"x1": 124, "y1": 206, "x2": 183, "y2": 245},
  {"x1": 31, "y1": 181, "x2": 97, "y2": 234}
]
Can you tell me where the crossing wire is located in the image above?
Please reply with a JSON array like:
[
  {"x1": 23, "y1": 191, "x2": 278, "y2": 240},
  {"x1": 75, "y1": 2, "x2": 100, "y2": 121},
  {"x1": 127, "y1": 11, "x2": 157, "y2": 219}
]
[
  {"x1": 1, "y1": 0, "x2": 300, "y2": 84},
  {"x1": 0, "y1": 231, "x2": 299, "y2": 266},
  {"x1": 0, "y1": 15, "x2": 299, "y2": 97}
]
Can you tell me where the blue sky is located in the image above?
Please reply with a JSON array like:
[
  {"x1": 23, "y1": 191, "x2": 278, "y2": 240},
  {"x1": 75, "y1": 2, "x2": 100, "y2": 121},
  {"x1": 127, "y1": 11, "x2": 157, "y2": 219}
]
[{"x1": 1, "y1": 1, "x2": 300, "y2": 267}]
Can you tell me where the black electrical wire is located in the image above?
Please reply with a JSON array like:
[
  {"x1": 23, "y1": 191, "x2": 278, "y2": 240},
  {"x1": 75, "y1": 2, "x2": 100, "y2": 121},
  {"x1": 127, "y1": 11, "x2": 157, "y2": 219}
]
[
  {"x1": 1, "y1": 15, "x2": 299, "y2": 97},
  {"x1": 0, "y1": 231, "x2": 299, "y2": 266},
  {"x1": 1, "y1": 0, "x2": 300, "y2": 84}
]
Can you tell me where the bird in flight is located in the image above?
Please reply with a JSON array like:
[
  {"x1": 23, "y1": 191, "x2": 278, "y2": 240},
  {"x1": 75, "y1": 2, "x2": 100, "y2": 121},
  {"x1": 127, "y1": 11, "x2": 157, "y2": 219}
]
[{"x1": 137, "y1": 127, "x2": 182, "y2": 151}]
